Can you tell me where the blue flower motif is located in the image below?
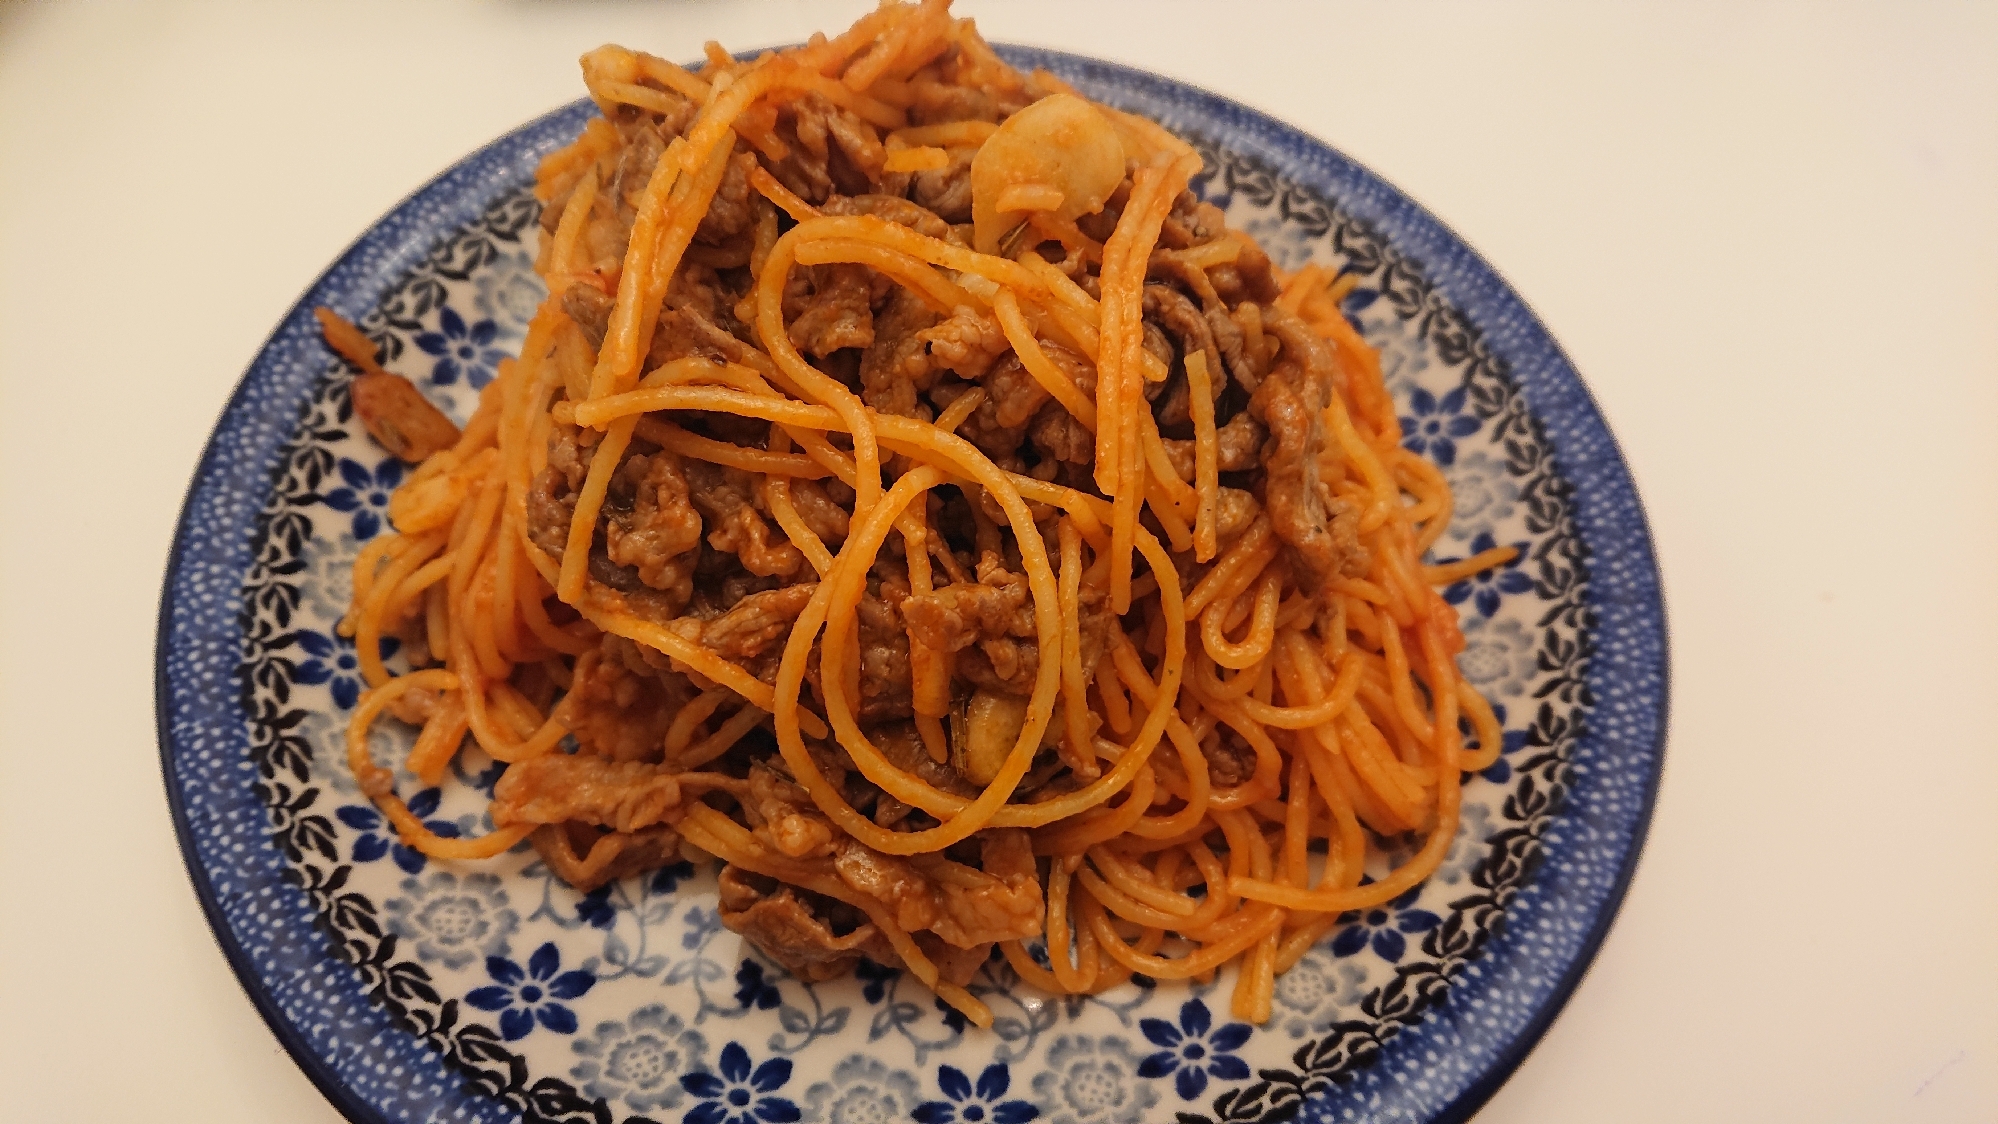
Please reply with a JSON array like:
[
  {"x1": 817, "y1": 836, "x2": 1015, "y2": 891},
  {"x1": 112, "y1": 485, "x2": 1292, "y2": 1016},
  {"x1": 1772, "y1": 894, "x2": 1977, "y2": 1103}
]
[
  {"x1": 294, "y1": 628, "x2": 398, "y2": 710},
  {"x1": 416, "y1": 306, "x2": 508, "y2": 389},
  {"x1": 734, "y1": 959, "x2": 781, "y2": 1011},
  {"x1": 321, "y1": 456, "x2": 403, "y2": 540},
  {"x1": 683, "y1": 905, "x2": 722, "y2": 949},
  {"x1": 383, "y1": 870, "x2": 517, "y2": 971},
  {"x1": 336, "y1": 788, "x2": 457, "y2": 874},
  {"x1": 914, "y1": 1063, "x2": 1039, "y2": 1123},
  {"x1": 576, "y1": 885, "x2": 618, "y2": 929},
  {"x1": 802, "y1": 1055, "x2": 921, "y2": 1124},
  {"x1": 1475, "y1": 702, "x2": 1533, "y2": 784},
  {"x1": 1331, "y1": 884, "x2": 1442, "y2": 963},
  {"x1": 681, "y1": 1042, "x2": 800, "y2": 1124},
  {"x1": 474, "y1": 250, "x2": 544, "y2": 329},
  {"x1": 1443, "y1": 449, "x2": 1522, "y2": 544},
  {"x1": 1457, "y1": 615, "x2": 1538, "y2": 698},
  {"x1": 571, "y1": 1004, "x2": 707, "y2": 1114},
  {"x1": 1437, "y1": 532, "x2": 1535, "y2": 618},
  {"x1": 1031, "y1": 1036, "x2": 1155, "y2": 1124},
  {"x1": 466, "y1": 941, "x2": 596, "y2": 1041},
  {"x1": 855, "y1": 958, "x2": 899, "y2": 1004},
  {"x1": 1136, "y1": 999, "x2": 1253, "y2": 1101},
  {"x1": 1270, "y1": 947, "x2": 1370, "y2": 1040},
  {"x1": 649, "y1": 860, "x2": 696, "y2": 895},
  {"x1": 1398, "y1": 385, "x2": 1480, "y2": 467}
]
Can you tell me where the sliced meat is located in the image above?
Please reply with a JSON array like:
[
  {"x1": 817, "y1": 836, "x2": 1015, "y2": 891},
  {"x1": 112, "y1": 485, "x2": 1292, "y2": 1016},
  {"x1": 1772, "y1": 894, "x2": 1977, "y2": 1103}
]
[
  {"x1": 492, "y1": 753, "x2": 683, "y2": 832},
  {"x1": 1249, "y1": 308, "x2": 1365, "y2": 591},
  {"x1": 603, "y1": 450, "x2": 702, "y2": 592},
  {"x1": 717, "y1": 864, "x2": 896, "y2": 983},
  {"x1": 1161, "y1": 412, "x2": 1266, "y2": 480},
  {"x1": 785, "y1": 478, "x2": 850, "y2": 545},
  {"x1": 683, "y1": 461, "x2": 804, "y2": 578},
  {"x1": 530, "y1": 822, "x2": 682, "y2": 894},
  {"x1": 698, "y1": 583, "x2": 819, "y2": 661},
  {"x1": 859, "y1": 288, "x2": 943, "y2": 418},
  {"x1": 821, "y1": 193, "x2": 955, "y2": 242},
  {"x1": 855, "y1": 562, "x2": 915, "y2": 723},
  {"x1": 563, "y1": 284, "x2": 615, "y2": 350},
  {"x1": 694, "y1": 150, "x2": 758, "y2": 245},
  {"x1": 910, "y1": 147, "x2": 974, "y2": 223},
  {"x1": 832, "y1": 827, "x2": 1041, "y2": 948},
  {"x1": 901, "y1": 552, "x2": 1034, "y2": 655},
  {"x1": 785, "y1": 263, "x2": 877, "y2": 357}
]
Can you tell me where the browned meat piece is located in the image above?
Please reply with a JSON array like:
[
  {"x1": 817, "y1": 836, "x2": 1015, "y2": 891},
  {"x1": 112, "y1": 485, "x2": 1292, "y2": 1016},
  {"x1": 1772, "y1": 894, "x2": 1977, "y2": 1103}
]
[
  {"x1": 830, "y1": 828, "x2": 1040, "y2": 948},
  {"x1": 1215, "y1": 486, "x2": 1261, "y2": 542},
  {"x1": 859, "y1": 288, "x2": 943, "y2": 418},
  {"x1": 683, "y1": 461, "x2": 804, "y2": 578},
  {"x1": 349, "y1": 371, "x2": 462, "y2": 464},
  {"x1": 610, "y1": 120, "x2": 667, "y2": 238},
  {"x1": 873, "y1": 721, "x2": 978, "y2": 798},
  {"x1": 1250, "y1": 308, "x2": 1366, "y2": 591},
  {"x1": 785, "y1": 478, "x2": 850, "y2": 545},
  {"x1": 562, "y1": 284, "x2": 615, "y2": 349},
  {"x1": 1143, "y1": 283, "x2": 1226, "y2": 428},
  {"x1": 1158, "y1": 192, "x2": 1227, "y2": 250},
  {"x1": 852, "y1": 560, "x2": 914, "y2": 723},
  {"x1": 743, "y1": 759, "x2": 837, "y2": 859},
  {"x1": 648, "y1": 303, "x2": 770, "y2": 372},
  {"x1": 603, "y1": 450, "x2": 702, "y2": 592},
  {"x1": 717, "y1": 864, "x2": 896, "y2": 983},
  {"x1": 785, "y1": 263, "x2": 877, "y2": 357},
  {"x1": 1162, "y1": 412, "x2": 1266, "y2": 480},
  {"x1": 980, "y1": 353, "x2": 1050, "y2": 430},
  {"x1": 1147, "y1": 251, "x2": 1256, "y2": 393},
  {"x1": 821, "y1": 193, "x2": 955, "y2": 242},
  {"x1": 908, "y1": 82, "x2": 1030, "y2": 125},
  {"x1": 1209, "y1": 235, "x2": 1282, "y2": 305},
  {"x1": 699, "y1": 583, "x2": 819, "y2": 661},
  {"x1": 1030, "y1": 403, "x2": 1093, "y2": 465},
  {"x1": 563, "y1": 636, "x2": 693, "y2": 759},
  {"x1": 531, "y1": 822, "x2": 682, "y2": 893},
  {"x1": 920, "y1": 306, "x2": 1009, "y2": 381},
  {"x1": 919, "y1": 936, "x2": 993, "y2": 988},
  {"x1": 694, "y1": 150, "x2": 758, "y2": 245},
  {"x1": 770, "y1": 93, "x2": 885, "y2": 203},
  {"x1": 1206, "y1": 733, "x2": 1254, "y2": 788},
  {"x1": 911, "y1": 147, "x2": 974, "y2": 223},
  {"x1": 928, "y1": 380, "x2": 1026, "y2": 463},
  {"x1": 902, "y1": 553, "x2": 1034, "y2": 654},
  {"x1": 492, "y1": 753, "x2": 683, "y2": 831},
  {"x1": 664, "y1": 261, "x2": 746, "y2": 338}
]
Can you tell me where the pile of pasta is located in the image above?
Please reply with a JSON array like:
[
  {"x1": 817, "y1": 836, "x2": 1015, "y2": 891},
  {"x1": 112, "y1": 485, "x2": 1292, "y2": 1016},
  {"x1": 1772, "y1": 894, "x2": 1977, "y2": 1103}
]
[{"x1": 334, "y1": 0, "x2": 1514, "y2": 1027}]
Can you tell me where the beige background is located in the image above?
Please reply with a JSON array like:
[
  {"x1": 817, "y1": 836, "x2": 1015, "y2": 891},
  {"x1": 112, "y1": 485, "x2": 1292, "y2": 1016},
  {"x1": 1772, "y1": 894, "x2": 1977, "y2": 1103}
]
[{"x1": 2, "y1": 2, "x2": 1994, "y2": 1120}]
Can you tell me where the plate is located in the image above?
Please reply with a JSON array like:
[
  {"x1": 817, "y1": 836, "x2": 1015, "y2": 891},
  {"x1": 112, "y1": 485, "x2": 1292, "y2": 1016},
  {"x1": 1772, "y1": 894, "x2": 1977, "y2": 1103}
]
[{"x1": 158, "y1": 46, "x2": 1666, "y2": 1124}]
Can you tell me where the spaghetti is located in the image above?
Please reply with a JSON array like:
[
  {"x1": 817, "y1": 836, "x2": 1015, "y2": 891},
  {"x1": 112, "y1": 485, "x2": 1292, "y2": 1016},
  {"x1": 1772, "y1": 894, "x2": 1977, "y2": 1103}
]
[{"x1": 331, "y1": 0, "x2": 1516, "y2": 1029}]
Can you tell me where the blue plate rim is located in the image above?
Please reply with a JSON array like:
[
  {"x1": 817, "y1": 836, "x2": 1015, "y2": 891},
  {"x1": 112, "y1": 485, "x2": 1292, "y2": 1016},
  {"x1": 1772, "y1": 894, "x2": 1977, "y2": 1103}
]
[{"x1": 155, "y1": 43, "x2": 1669, "y2": 1124}]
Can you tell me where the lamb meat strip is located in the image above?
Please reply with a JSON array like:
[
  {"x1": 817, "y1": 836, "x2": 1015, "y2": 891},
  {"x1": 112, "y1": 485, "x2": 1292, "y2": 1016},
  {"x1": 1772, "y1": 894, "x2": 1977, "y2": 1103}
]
[
  {"x1": 683, "y1": 460, "x2": 805, "y2": 578},
  {"x1": 831, "y1": 827, "x2": 1042, "y2": 948},
  {"x1": 602, "y1": 450, "x2": 703, "y2": 592},
  {"x1": 820, "y1": 193, "x2": 956, "y2": 242},
  {"x1": 1249, "y1": 307, "x2": 1365, "y2": 592},
  {"x1": 697, "y1": 583, "x2": 819, "y2": 661},
  {"x1": 717, "y1": 864, "x2": 897, "y2": 983},
  {"x1": 492, "y1": 753, "x2": 684, "y2": 833},
  {"x1": 530, "y1": 823, "x2": 682, "y2": 894},
  {"x1": 1161, "y1": 412, "x2": 1266, "y2": 481},
  {"x1": 785, "y1": 263, "x2": 878, "y2": 357}
]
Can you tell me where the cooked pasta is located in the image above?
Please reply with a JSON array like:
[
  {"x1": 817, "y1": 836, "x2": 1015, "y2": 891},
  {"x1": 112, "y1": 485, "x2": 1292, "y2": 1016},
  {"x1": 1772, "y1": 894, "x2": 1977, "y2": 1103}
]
[{"x1": 330, "y1": 0, "x2": 1515, "y2": 1028}]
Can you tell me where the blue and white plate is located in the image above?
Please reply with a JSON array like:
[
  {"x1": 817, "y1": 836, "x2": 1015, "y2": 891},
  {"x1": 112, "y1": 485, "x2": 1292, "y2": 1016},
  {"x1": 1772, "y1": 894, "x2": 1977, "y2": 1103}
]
[{"x1": 158, "y1": 47, "x2": 1666, "y2": 1124}]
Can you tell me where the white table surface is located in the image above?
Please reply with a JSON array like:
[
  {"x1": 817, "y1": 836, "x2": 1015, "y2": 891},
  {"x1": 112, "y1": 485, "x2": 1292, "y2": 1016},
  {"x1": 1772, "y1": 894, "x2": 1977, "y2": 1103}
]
[{"x1": 3, "y1": 2, "x2": 1994, "y2": 1121}]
